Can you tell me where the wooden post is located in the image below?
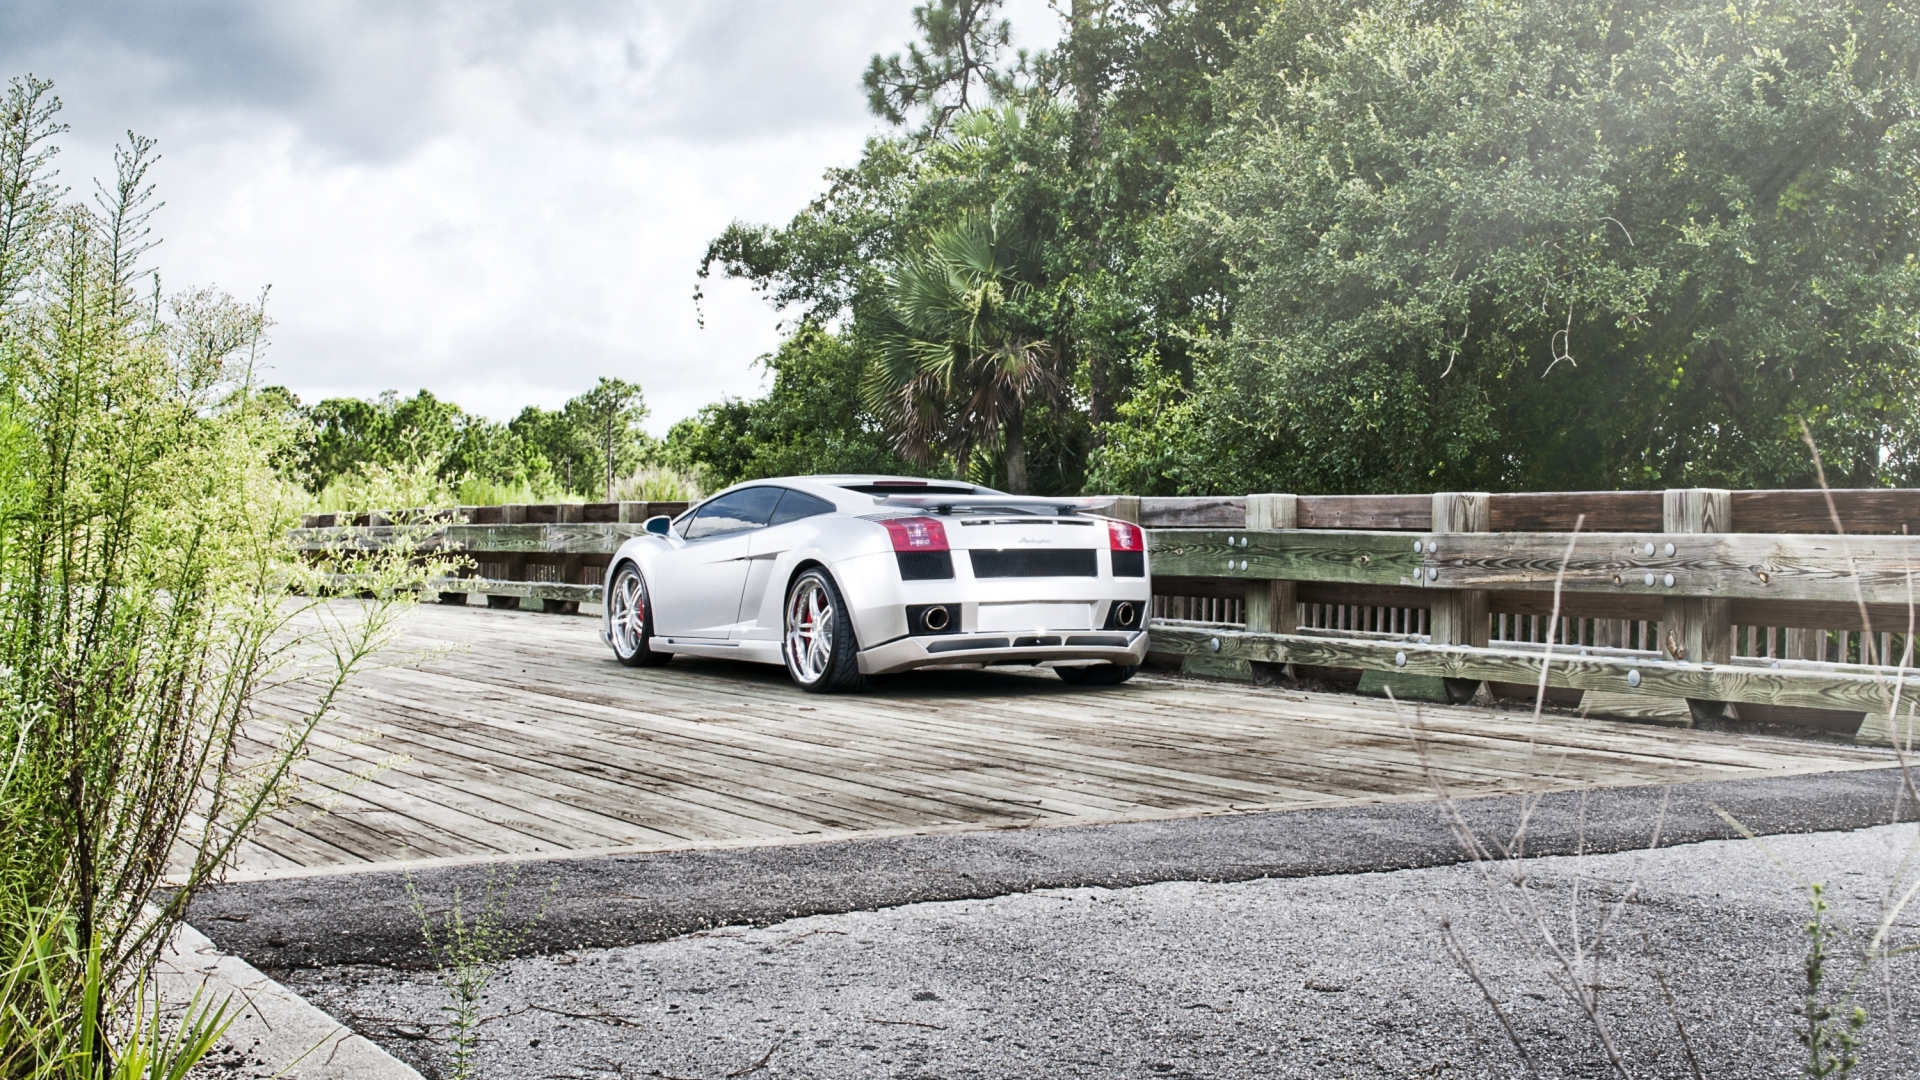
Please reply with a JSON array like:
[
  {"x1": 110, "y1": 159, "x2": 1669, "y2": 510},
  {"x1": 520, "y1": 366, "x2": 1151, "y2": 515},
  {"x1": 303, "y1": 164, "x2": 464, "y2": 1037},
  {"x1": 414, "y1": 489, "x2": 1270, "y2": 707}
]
[
  {"x1": 1428, "y1": 492, "x2": 1490, "y2": 704},
  {"x1": 1242, "y1": 495, "x2": 1298, "y2": 684},
  {"x1": 1242, "y1": 494, "x2": 1298, "y2": 635},
  {"x1": 1664, "y1": 488, "x2": 1735, "y2": 723},
  {"x1": 491, "y1": 504, "x2": 530, "y2": 610},
  {"x1": 618, "y1": 501, "x2": 650, "y2": 524},
  {"x1": 1106, "y1": 496, "x2": 1142, "y2": 525}
]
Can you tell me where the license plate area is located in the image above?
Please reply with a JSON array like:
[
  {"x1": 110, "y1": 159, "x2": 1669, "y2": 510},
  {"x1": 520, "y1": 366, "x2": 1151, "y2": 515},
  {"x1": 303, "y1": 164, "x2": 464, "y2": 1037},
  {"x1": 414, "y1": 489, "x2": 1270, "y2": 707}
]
[{"x1": 976, "y1": 602, "x2": 1093, "y2": 632}]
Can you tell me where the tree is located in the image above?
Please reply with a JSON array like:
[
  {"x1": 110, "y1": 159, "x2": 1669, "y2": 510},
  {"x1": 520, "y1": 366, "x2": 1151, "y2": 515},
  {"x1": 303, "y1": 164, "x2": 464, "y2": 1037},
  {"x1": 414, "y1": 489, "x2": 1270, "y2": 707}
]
[
  {"x1": 868, "y1": 208, "x2": 1059, "y2": 492},
  {"x1": 1148, "y1": 0, "x2": 1920, "y2": 493},
  {"x1": 864, "y1": 0, "x2": 1022, "y2": 135},
  {"x1": 563, "y1": 376, "x2": 649, "y2": 500},
  {"x1": 665, "y1": 324, "x2": 910, "y2": 489}
]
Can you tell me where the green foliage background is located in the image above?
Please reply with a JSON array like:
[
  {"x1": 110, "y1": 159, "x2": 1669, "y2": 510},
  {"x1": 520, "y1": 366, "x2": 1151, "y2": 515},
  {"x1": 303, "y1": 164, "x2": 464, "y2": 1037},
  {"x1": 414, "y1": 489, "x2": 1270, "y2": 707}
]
[
  {"x1": 279, "y1": 0, "x2": 1920, "y2": 501},
  {"x1": 680, "y1": 0, "x2": 1920, "y2": 496}
]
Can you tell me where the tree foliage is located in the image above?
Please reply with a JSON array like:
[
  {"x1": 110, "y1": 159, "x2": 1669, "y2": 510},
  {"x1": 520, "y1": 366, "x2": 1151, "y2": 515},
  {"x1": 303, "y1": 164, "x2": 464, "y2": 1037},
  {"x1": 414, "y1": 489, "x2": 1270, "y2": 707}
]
[
  {"x1": 281, "y1": 379, "x2": 663, "y2": 505},
  {"x1": 1117, "y1": 0, "x2": 1920, "y2": 493},
  {"x1": 697, "y1": 0, "x2": 1920, "y2": 496},
  {"x1": 869, "y1": 205, "x2": 1060, "y2": 491},
  {"x1": 666, "y1": 324, "x2": 912, "y2": 491}
]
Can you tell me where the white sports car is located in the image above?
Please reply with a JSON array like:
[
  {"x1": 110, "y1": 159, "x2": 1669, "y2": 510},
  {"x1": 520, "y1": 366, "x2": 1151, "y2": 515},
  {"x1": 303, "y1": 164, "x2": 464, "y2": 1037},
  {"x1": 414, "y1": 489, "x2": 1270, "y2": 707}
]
[{"x1": 600, "y1": 475, "x2": 1151, "y2": 692}]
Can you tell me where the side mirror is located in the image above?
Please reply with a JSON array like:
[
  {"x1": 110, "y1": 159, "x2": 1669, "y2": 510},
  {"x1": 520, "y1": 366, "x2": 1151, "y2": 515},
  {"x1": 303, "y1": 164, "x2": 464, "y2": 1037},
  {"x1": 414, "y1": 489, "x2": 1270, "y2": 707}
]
[{"x1": 645, "y1": 514, "x2": 672, "y2": 536}]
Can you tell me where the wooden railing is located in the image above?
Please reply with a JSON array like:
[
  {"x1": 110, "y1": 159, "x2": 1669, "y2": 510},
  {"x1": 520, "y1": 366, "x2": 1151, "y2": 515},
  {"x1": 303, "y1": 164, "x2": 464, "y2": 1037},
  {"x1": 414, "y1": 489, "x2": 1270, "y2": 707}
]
[
  {"x1": 298, "y1": 501, "x2": 688, "y2": 613},
  {"x1": 1113, "y1": 489, "x2": 1920, "y2": 743},
  {"x1": 294, "y1": 488, "x2": 1920, "y2": 743}
]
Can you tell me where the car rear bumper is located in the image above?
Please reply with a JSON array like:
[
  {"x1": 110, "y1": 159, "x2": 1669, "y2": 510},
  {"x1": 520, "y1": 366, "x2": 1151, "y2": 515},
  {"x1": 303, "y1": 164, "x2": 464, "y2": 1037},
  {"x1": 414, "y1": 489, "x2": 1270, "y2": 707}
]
[{"x1": 856, "y1": 630, "x2": 1150, "y2": 675}]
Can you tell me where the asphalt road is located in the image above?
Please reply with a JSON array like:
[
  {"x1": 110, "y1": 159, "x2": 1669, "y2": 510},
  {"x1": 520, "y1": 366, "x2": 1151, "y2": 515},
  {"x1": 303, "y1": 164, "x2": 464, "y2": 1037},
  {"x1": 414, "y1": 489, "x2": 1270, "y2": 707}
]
[
  {"x1": 283, "y1": 818, "x2": 1920, "y2": 1079},
  {"x1": 191, "y1": 766, "x2": 1915, "y2": 974}
]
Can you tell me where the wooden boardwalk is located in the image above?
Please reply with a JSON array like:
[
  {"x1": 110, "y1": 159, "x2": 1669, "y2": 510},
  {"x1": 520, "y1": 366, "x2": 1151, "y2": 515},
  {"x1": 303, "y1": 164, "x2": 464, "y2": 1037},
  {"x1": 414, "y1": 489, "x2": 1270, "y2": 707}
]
[{"x1": 232, "y1": 602, "x2": 1894, "y2": 880}]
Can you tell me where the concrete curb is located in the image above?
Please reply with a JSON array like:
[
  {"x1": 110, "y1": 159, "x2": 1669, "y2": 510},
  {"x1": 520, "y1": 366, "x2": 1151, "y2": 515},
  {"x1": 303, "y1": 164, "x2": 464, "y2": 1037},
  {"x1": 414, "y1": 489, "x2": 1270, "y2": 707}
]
[{"x1": 155, "y1": 920, "x2": 423, "y2": 1080}]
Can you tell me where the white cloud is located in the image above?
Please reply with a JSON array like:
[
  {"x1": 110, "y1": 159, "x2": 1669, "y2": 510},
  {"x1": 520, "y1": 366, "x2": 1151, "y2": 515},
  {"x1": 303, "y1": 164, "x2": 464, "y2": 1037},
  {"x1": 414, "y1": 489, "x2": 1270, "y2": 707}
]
[{"x1": 0, "y1": 0, "x2": 1062, "y2": 432}]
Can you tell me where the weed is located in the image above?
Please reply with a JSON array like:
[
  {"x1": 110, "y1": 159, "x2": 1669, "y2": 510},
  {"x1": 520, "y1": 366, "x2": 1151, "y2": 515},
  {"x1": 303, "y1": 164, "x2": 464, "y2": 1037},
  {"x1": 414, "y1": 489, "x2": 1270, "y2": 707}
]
[
  {"x1": 1800, "y1": 883, "x2": 1867, "y2": 1078},
  {"x1": 406, "y1": 867, "x2": 553, "y2": 1080}
]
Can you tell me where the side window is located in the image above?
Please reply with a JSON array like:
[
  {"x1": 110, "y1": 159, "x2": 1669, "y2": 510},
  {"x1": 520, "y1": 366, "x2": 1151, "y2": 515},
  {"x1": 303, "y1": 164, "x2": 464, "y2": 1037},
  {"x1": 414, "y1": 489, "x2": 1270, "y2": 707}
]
[
  {"x1": 768, "y1": 489, "x2": 837, "y2": 526},
  {"x1": 683, "y1": 487, "x2": 783, "y2": 539}
]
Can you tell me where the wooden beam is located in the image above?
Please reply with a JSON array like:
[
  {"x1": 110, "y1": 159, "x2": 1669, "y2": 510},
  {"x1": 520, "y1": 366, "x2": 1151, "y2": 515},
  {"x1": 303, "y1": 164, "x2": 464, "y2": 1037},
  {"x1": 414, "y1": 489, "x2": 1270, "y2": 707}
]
[
  {"x1": 423, "y1": 578, "x2": 602, "y2": 603},
  {"x1": 1732, "y1": 489, "x2": 1920, "y2": 535},
  {"x1": 1148, "y1": 528, "x2": 1920, "y2": 604},
  {"x1": 1137, "y1": 497, "x2": 1245, "y2": 527},
  {"x1": 1489, "y1": 491, "x2": 1663, "y2": 532},
  {"x1": 1296, "y1": 495, "x2": 1431, "y2": 531},
  {"x1": 1147, "y1": 624, "x2": 1905, "y2": 732}
]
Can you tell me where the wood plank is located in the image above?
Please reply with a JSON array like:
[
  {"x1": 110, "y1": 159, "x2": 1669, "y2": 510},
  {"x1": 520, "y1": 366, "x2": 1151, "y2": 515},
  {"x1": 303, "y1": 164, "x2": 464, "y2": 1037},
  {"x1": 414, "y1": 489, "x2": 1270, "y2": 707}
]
[
  {"x1": 1732, "y1": 489, "x2": 1920, "y2": 535},
  {"x1": 1489, "y1": 491, "x2": 1664, "y2": 533},
  {"x1": 1137, "y1": 497, "x2": 1246, "y2": 528},
  {"x1": 1296, "y1": 495, "x2": 1431, "y2": 531}
]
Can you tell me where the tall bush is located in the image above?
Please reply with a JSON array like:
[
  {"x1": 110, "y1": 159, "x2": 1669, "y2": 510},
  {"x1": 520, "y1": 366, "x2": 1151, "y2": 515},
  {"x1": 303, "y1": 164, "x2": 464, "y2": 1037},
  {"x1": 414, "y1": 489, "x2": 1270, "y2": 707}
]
[{"x1": 0, "y1": 75, "x2": 429, "y2": 1074}]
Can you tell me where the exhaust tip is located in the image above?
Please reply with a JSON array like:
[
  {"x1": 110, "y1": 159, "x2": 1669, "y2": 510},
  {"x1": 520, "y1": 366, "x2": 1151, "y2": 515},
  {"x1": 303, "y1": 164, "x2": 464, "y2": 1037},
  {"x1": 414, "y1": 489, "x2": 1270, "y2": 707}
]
[
  {"x1": 1114, "y1": 602, "x2": 1136, "y2": 627},
  {"x1": 922, "y1": 605, "x2": 951, "y2": 631}
]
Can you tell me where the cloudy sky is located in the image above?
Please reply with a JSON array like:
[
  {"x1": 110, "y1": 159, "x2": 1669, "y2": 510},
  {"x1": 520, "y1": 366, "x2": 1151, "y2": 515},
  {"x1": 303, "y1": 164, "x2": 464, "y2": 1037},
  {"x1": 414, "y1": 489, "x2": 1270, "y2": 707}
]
[{"x1": 0, "y1": 0, "x2": 1060, "y2": 432}]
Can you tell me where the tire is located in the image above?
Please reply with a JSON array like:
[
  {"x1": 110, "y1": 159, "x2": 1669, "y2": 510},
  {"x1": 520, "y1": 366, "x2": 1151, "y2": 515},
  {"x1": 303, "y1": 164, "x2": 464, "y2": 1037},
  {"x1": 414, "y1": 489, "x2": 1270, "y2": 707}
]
[
  {"x1": 1056, "y1": 663, "x2": 1138, "y2": 686},
  {"x1": 605, "y1": 563, "x2": 670, "y2": 667},
  {"x1": 782, "y1": 568, "x2": 866, "y2": 693}
]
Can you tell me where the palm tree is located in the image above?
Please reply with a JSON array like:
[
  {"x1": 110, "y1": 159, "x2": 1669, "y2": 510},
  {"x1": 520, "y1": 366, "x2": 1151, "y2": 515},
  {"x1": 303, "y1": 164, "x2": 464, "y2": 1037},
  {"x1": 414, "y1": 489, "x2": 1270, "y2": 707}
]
[{"x1": 866, "y1": 211, "x2": 1058, "y2": 493}]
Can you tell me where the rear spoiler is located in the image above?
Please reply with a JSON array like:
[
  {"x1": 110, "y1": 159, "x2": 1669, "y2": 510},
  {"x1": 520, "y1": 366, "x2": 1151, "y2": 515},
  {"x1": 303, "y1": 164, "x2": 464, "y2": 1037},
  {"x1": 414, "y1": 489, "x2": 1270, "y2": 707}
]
[{"x1": 878, "y1": 494, "x2": 1118, "y2": 515}]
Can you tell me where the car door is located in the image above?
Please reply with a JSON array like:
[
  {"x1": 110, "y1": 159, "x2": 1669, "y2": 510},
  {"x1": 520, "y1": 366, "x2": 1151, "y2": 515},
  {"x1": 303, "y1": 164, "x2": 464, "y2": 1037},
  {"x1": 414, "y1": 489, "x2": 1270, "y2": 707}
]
[
  {"x1": 737, "y1": 488, "x2": 839, "y2": 642},
  {"x1": 649, "y1": 486, "x2": 783, "y2": 639}
]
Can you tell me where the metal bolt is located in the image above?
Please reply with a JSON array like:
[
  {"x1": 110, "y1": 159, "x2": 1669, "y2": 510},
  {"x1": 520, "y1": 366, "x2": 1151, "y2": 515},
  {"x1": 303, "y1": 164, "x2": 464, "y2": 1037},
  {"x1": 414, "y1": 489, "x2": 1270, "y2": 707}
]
[
  {"x1": 1427, "y1": 567, "x2": 1438, "y2": 580},
  {"x1": 1240, "y1": 559, "x2": 1249, "y2": 570},
  {"x1": 1644, "y1": 542, "x2": 1655, "y2": 556},
  {"x1": 1627, "y1": 669, "x2": 1642, "y2": 687},
  {"x1": 1663, "y1": 542, "x2": 1676, "y2": 557},
  {"x1": 1208, "y1": 637, "x2": 1221, "y2": 653},
  {"x1": 1414, "y1": 540, "x2": 1424, "y2": 553},
  {"x1": 1394, "y1": 651, "x2": 1407, "y2": 668},
  {"x1": 1663, "y1": 573, "x2": 1675, "y2": 588},
  {"x1": 1644, "y1": 573, "x2": 1655, "y2": 586},
  {"x1": 1426, "y1": 540, "x2": 1438, "y2": 554}
]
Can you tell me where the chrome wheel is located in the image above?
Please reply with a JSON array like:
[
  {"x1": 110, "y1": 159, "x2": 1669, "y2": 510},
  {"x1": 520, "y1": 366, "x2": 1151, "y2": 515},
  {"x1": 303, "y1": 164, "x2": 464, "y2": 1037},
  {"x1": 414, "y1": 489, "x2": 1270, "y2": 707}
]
[
  {"x1": 608, "y1": 569, "x2": 645, "y2": 659},
  {"x1": 606, "y1": 565, "x2": 667, "y2": 667},
  {"x1": 784, "y1": 575, "x2": 834, "y2": 684}
]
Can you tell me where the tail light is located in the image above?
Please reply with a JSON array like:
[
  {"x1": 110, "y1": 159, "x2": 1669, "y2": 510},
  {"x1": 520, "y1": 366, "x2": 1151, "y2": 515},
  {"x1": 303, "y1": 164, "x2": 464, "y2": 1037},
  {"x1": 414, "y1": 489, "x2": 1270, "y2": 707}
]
[
  {"x1": 1107, "y1": 519, "x2": 1144, "y2": 552},
  {"x1": 881, "y1": 516, "x2": 949, "y2": 552},
  {"x1": 882, "y1": 516, "x2": 955, "y2": 580}
]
